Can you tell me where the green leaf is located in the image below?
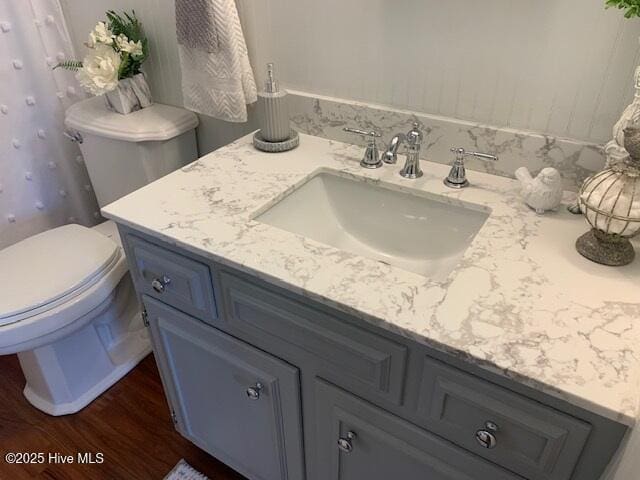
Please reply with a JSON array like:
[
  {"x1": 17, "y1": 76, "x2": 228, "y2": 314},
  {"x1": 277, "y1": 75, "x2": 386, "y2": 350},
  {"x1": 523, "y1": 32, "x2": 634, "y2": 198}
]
[
  {"x1": 605, "y1": 0, "x2": 640, "y2": 18},
  {"x1": 53, "y1": 59, "x2": 83, "y2": 71},
  {"x1": 106, "y1": 9, "x2": 145, "y2": 43},
  {"x1": 118, "y1": 51, "x2": 132, "y2": 79},
  {"x1": 105, "y1": 9, "x2": 148, "y2": 78}
]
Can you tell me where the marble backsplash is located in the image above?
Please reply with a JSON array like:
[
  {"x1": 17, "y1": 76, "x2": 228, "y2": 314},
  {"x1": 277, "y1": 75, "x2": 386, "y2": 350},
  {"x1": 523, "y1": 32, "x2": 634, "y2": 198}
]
[{"x1": 288, "y1": 90, "x2": 607, "y2": 191}]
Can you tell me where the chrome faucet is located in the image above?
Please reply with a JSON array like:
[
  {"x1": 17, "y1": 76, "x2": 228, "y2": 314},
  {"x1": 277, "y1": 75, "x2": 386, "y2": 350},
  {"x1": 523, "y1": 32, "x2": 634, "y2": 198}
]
[
  {"x1": 383, "y1": 123, "x2": 424, "y2": 179},
  {"x1": 444, "y1": 147, "x2": 498, "y2": 188},
  {"x1": 343, "y1": 127, "x2": 383, "y2": 168}
]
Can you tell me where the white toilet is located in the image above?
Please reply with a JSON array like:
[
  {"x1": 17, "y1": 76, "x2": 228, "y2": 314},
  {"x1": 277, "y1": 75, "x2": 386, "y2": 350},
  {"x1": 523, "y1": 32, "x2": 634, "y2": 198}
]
[{"x1": 0, "y1": 97, "x2": 198, "y2": 415}]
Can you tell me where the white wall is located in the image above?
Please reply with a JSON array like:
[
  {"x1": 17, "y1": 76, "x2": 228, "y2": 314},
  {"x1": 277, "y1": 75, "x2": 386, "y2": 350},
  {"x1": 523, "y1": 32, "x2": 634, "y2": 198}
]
[
  {"x1": 61, "y1": 0, "x2": 640, "y2": 149},
  {"x1": 60, "y1": 0, "x2": 257, "y2": 155},
  {"x1": 245, "y1": 0, "x2": 640, "y2": 144}
]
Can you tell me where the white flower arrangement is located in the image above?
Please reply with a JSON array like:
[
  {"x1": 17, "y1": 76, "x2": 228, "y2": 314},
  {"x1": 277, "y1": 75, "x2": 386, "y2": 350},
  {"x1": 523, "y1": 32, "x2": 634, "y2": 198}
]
[
  {"x1": 55, "y1": 11, "x2": 148, "y2": 96},
  {"x1": 75, "y1": 44, "x2": 121, "y2": 95},
  {"x1": 87, "y1": 21, "x2": 114, "y2": 48}
]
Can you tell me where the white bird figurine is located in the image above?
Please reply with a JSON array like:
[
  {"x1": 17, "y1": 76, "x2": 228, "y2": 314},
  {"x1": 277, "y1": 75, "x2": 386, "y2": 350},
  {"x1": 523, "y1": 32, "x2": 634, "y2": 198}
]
[{"x1": 514, "y1": 167, "x2": 563, "y2": 214}]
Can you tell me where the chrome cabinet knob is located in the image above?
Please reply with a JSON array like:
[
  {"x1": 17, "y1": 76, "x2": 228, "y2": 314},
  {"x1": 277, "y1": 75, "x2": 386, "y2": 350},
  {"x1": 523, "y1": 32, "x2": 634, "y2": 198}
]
[
  {"x1": 337, "y1": 431, "x2": 357, "y2": 453},
  {"x1": 246, "y1": 382, "x2": 263, "y2": 400},
  {"x1": 475, "y1": 421, "x2": 499, "y2": 449},
  {"x1": 151, "y1": 275, "x2": 171, "y2": 293}
]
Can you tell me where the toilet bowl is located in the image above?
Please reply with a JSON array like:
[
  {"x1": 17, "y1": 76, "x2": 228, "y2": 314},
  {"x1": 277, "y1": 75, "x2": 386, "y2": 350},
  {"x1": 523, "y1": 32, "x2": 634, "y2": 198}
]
[
  {"x1": 0, "y1": 98, "x2": 198, "y2": 415},
  {"x1": 0, "y1": 222, "x2": 147, "y2": 415}
]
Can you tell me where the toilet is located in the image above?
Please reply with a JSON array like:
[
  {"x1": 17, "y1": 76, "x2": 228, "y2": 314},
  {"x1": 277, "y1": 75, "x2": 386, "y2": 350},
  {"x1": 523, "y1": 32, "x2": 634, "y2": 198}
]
[{"x1": 0, "y1": 97, "x2": 198, "y2": 415}]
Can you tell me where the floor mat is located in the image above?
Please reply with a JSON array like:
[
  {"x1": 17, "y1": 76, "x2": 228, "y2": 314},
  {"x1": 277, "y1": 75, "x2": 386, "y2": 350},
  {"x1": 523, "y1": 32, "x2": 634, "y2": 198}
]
[{"x1": 164, "y1": 459, "x2": 209, "y2": 480}]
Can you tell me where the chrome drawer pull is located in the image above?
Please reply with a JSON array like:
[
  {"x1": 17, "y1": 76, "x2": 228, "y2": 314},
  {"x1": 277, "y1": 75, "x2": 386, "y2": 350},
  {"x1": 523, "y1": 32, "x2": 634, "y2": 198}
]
[
  {"x1": 246, "y1": 382, "x2": 263, "y2": 400},
  {"x1": 475, "y1": 421, "x2": 499, "y2": 449},
  {"x1": 337, "y1": 431, "x2": 357, "y2": 453},
  {"x1": 151, "y1": 275, "x2": 171, "y2": 293}
]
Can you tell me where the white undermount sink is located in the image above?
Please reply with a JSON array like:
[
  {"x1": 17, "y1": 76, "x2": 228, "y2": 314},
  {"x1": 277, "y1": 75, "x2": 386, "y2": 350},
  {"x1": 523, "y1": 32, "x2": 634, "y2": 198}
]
[{"x1": 255, "y1": 170, "x2": 490, "y2": 281}]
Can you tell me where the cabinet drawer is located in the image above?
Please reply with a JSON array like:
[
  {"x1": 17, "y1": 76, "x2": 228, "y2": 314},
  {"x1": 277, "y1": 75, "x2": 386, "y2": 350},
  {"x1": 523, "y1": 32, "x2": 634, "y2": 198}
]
[
  {"x1": 314, "y1": 379, "x2": 523, "y2": 480},
  {"x1": 416, "y1": 357, "x2": 591, "y2": 480},
  {"x1": 126, "y1": 235, "x2": 217, "y2": 322},
  {"x1": 144, "y1": 296, "x2": 305, "y2": 480},
  {"x1": 219, "y1": 271, "x2": 407, "y2": 405}
]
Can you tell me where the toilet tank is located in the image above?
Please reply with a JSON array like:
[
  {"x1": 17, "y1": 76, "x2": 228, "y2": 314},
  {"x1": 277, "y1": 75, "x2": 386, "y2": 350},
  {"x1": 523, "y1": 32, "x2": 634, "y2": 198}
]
[{"x1": 65, "y1": 97, "x2": 199, "y2": 208}]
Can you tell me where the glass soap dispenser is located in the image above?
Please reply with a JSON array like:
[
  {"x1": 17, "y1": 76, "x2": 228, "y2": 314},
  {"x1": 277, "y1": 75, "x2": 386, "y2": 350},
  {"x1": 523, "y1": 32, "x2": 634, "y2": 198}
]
[{"x1": 257, "y1": 63, "x2": 290, "y2": 143}]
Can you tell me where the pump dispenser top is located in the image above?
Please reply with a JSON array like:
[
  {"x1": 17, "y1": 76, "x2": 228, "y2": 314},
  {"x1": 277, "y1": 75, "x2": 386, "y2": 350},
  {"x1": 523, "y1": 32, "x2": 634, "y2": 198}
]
[{"x1": 265, "y1": 63, "x2": 279, "y2": 94}]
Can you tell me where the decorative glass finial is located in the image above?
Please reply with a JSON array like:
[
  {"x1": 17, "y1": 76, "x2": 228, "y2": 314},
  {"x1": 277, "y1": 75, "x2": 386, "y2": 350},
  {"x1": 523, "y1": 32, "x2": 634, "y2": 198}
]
[
  {"x1": 576, "y1": 124, "x2": 640, "y2": 266},
  {"x1": 604, "y1": 66, "x2": 640, "y2": 167}
]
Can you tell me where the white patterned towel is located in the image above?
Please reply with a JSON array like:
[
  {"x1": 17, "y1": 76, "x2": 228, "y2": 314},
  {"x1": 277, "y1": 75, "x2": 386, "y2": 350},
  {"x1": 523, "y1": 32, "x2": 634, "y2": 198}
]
[{"x1": 175, "y1": 0, "x2": 257, "y2": 122}]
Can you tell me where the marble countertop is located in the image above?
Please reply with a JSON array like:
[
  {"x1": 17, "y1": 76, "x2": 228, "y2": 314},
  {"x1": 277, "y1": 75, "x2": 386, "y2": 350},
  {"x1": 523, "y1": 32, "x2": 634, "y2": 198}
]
[{"x1": 102, "y1": 133, "x2": 640, "y2": 426}]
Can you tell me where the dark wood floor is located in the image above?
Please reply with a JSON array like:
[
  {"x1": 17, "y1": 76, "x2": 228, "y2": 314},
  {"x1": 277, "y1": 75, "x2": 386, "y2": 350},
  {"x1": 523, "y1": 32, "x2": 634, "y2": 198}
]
[{"x1": 0, "y1": 354, "x2": 247, "y2": 480}]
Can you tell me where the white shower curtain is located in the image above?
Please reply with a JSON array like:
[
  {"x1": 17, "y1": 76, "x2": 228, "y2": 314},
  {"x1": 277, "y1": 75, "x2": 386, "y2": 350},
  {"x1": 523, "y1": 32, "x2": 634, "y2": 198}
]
[{"x1": 0, "y1": 0, "x2": 99, "y2": 249}]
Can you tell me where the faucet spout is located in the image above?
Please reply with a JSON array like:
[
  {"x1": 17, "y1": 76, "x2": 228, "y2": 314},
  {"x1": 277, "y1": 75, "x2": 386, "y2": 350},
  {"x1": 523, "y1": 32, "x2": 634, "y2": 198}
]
[
  {"x1": 399, "y1": 147, "x2": 423, "y2": 179},
  {"x1": 382, "y1": 134, "x2": 405, "y2": 164},
  {"x1": 399, "y1": 123, "x2": 424, "y2": 179},
  {"x1": 383, "y1": 123, "x2": 424, "y2": 179}
]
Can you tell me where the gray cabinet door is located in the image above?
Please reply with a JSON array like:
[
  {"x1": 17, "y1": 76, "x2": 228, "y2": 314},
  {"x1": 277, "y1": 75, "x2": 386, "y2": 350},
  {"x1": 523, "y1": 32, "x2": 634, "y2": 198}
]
[
  {"x1": 144, "y1": 296, "x2": 305, "y2": 480},
  {"x1": 314, "y1": 378, "x2": 523, "y2": 480}
]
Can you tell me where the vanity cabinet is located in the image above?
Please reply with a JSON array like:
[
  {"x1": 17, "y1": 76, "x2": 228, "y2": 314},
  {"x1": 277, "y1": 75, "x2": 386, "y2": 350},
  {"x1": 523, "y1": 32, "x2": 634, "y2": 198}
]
[
  {"x1": 120, "y1": 228, "x2": 627, "y2": 480},
  {"x1": 143, "y1": 295, "x2": 305, "y2": 480}
]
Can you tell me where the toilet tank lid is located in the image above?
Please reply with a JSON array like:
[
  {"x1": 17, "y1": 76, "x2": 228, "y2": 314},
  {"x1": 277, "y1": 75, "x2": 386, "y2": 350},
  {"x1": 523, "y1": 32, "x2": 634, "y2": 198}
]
[
  {"x1": 0, "y1": 224, "x2": 121, "y2": 325},
  {"x1": 65, "y1": 96, "x2": 199, "y2": 142}
]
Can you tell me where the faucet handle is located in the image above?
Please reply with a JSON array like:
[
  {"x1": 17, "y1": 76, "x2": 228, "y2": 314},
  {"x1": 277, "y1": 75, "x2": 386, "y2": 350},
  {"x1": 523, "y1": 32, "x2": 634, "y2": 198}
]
[
  {"x1": 344, "y1": 127, "x2": 383, "y2": 169},
  {"x1": 450, "y1": 147, "x2": 498, "y2": 162},
  {"x1": 343, "y1": 127, "x2": 382, "y2": 138},
  {"x1": 444, "y1": 147, "x2": 498, "y2": 188}
]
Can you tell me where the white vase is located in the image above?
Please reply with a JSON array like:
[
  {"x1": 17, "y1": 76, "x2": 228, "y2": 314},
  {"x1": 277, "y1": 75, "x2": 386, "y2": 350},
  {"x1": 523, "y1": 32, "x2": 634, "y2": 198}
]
[{"x1": 104, "y1": 73, "x2": 153, "y2": 115}]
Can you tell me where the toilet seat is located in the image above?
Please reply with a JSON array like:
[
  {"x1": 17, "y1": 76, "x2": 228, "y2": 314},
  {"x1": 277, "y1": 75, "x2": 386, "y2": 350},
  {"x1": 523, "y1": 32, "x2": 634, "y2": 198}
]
[
  {"x1": 1, "y1": 224, "x2": 121, "y2": 325},
  {"x1": 0, "y1": 224, "x2": 128, "y2": 354}
]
